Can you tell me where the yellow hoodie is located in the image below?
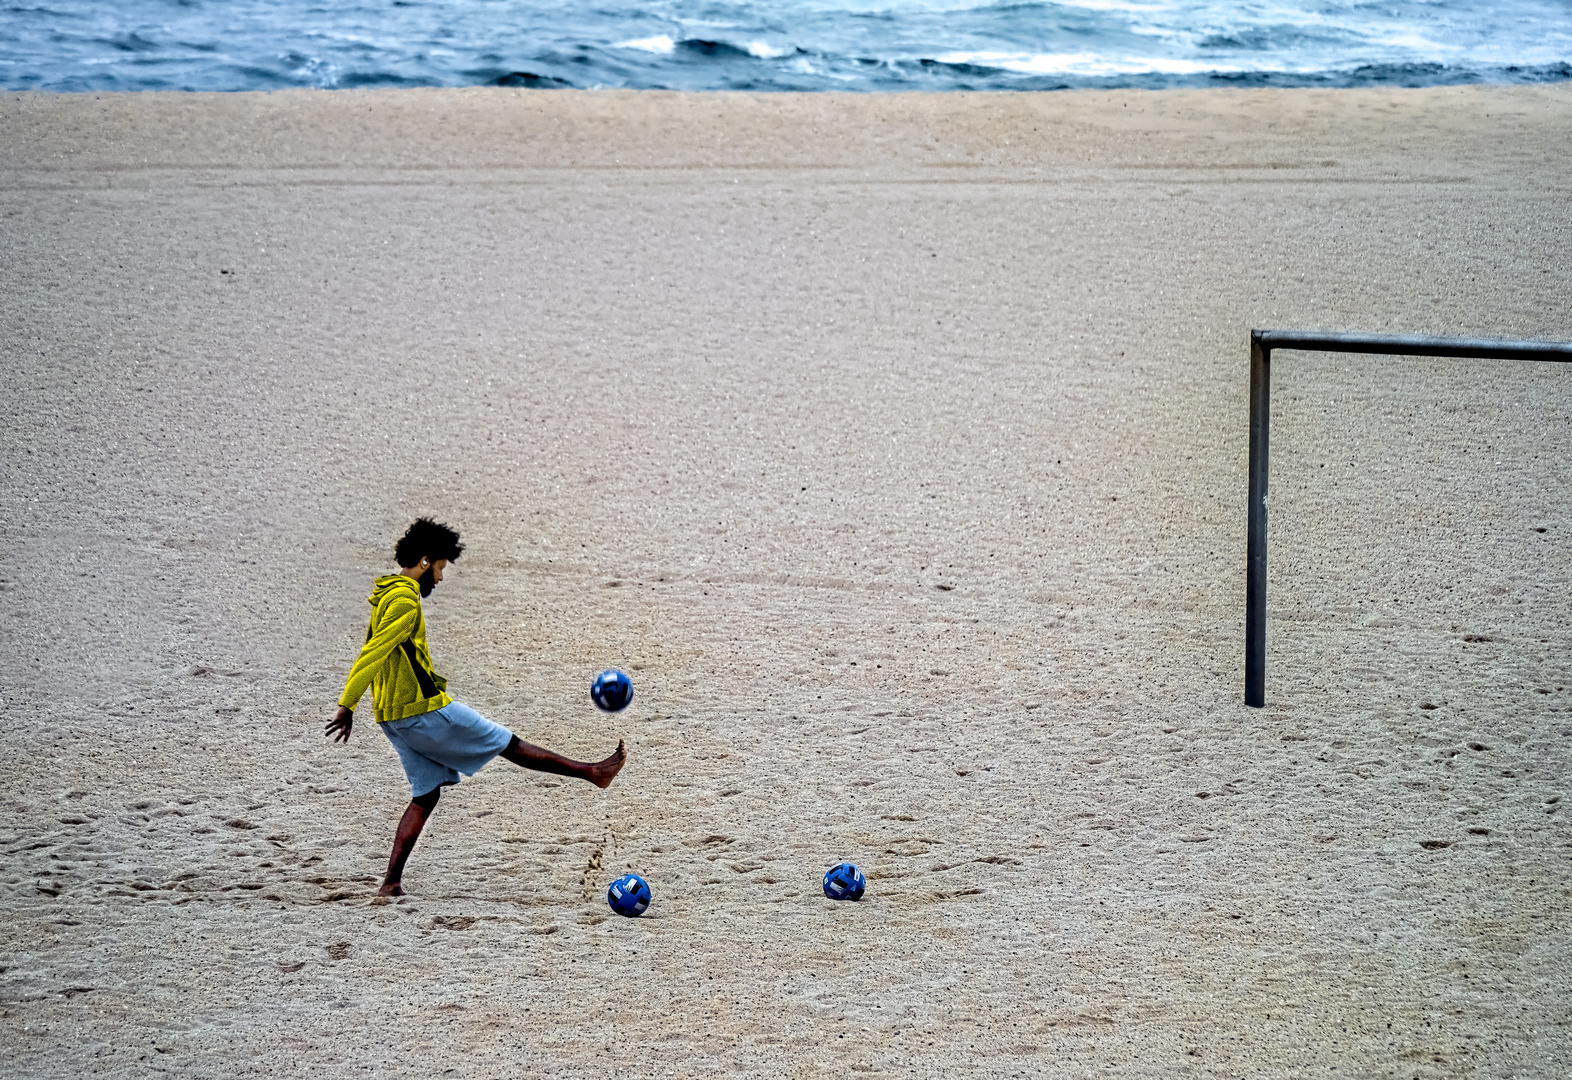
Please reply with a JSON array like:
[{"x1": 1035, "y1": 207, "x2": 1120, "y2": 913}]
[{"x1": 338, "y1": 574, "x2": 452, "y2": 723}]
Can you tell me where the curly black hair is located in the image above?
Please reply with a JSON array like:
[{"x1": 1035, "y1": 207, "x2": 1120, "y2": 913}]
[{"x1": 394, "y1": 518, "x2": 464, "y2": 568}]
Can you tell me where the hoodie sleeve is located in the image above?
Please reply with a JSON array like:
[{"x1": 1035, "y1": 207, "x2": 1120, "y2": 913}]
[{"x1": 338, "y1": 599, "x2": 419, "y2": 712}]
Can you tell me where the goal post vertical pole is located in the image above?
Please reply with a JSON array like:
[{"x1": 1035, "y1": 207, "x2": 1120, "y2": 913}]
[
  {"x1": 1239, "y1": 330, "x2": 1568, "y2": 708},
  {"x1": 1245, "y1": 333, "x2": 1271, "y2": 708}
]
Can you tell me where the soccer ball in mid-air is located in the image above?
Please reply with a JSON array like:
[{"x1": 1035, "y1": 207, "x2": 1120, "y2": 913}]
[
  {"x1": 591, "y1": 669, "x2": 634, "y2": 712},
  {"x1": 822, "y1": 862, "x2": 865, "y2": 901},
  {"x1": 607, "y1": 873, "x2": 651, "y2": 917}
]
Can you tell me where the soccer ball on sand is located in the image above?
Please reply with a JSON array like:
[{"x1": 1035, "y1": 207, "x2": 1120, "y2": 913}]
[
  {"x1": 607, "y1": 873, "x2": 651, "y2": 917},
  {"x1": 822, "y1": 862, "x2": 866, "y2": 901}
]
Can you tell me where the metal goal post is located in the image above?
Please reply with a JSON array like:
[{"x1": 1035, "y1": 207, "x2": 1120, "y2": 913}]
[{"x1": 1246, "y1": 329, "x2": 1572, "y2": 708}]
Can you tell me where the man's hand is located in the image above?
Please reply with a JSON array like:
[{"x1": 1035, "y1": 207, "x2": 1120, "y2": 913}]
[{"x1": 326, "y1": 706, "x2": 354, "y2": 743}]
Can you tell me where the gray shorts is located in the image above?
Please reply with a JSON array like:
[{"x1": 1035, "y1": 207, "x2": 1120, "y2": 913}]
[{"x1": 379, "y1": 702, "x2": 514, "y2": 797}]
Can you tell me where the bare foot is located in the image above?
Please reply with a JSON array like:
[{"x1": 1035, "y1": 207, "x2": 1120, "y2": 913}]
[
  {"x1": 585, "y1": 740, "x2": 626, "y2": 789},
  {"x1": 377, "y1": 881, "x2": 405, "y2": 897}
]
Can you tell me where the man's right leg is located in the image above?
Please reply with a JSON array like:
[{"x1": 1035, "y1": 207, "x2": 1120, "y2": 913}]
[
  {"x1": 380, "y1": 785, "x2": 442, "y2": 897},
  {"x1": 501, "y1": 736, "x2": 626, "y2": 789}
]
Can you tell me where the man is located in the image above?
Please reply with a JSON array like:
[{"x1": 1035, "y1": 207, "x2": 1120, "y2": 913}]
[{"x1": 327, "y1": 517, "x2": 625, "y2": 897}]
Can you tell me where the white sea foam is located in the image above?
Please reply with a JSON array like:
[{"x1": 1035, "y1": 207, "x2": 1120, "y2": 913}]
[
  {"x1": 616, "y1": 34, "x2": 676, "y2": 54},
  {"x1": 1375, "y1": 32, "x2": 1456, "y2": 54},
  {"x1": 1050, "y1": 0, "x2": 1172, "y2": 12},
  {"x1": 746, "y1": 41, "x2": 789, "y2": 59},
  {"x1": 936, "y1": 50, "x2": 1245, "y2": 76}
]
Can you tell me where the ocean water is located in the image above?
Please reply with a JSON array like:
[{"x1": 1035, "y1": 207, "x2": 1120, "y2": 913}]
[{"x1": 3, "y1": 0, "x2": 1569, "y2": 93}]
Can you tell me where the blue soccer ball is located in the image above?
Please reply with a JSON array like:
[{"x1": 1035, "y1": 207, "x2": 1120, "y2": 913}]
[
  {"x1": 591, "y1": 669, "x2": 633, "y2": 712},
  {"x1": 607, "y1": 873, "x2": 651, "y2": 917},
  {"x1": 822, "y1": 862, "x2": 866, "y2": 901}
]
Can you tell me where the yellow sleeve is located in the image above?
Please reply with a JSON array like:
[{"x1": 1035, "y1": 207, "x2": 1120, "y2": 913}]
[{"x1": 337, "y1": 601, "x2": 419, "y2": 711}]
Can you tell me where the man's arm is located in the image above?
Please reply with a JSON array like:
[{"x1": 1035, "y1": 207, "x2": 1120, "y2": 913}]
[
  {"x1": 336, "y1": 602, "x2": 418, "y2": 709},
  {"x1": 329, "y1": 601, "x2": 418, "y2": 741}
]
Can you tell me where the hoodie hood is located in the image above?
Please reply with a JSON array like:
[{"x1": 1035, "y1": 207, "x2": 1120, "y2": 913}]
[{"x1": 369, "y1": 574, "x2": 419, "y2": 606}]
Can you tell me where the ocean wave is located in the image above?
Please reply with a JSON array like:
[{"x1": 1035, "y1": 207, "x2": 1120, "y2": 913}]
[
  {"x1": 1, "y1": 0, "x2": 1566, "y2": 92},
  {"x1": 676, "y1": 39, "x2": 756, "y2": 58}
]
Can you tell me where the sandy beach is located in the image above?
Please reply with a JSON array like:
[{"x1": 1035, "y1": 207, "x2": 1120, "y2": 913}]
[{"x1": 1, "y1": 84, "x2": 1570, "y2": 1077}]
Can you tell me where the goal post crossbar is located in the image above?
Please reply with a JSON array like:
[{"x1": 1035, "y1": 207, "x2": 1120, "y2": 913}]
[{"x1": 1245, "y1": 329, "x2": 1572, "y2": 708}]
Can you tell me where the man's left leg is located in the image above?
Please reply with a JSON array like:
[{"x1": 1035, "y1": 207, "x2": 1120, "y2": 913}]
[{"x1": 380, "y1": 785, "x2": 443, "y2": 896}]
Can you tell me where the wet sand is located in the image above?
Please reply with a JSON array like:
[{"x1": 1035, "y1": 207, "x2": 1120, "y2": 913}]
[{"x1": 1, "y1": 85, "x2": 1570, "y2": 1077}]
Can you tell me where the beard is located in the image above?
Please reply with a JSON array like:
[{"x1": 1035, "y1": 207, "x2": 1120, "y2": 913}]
[{"x1": 417, "y1": 565, "x2": 438, "y2": 597}]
